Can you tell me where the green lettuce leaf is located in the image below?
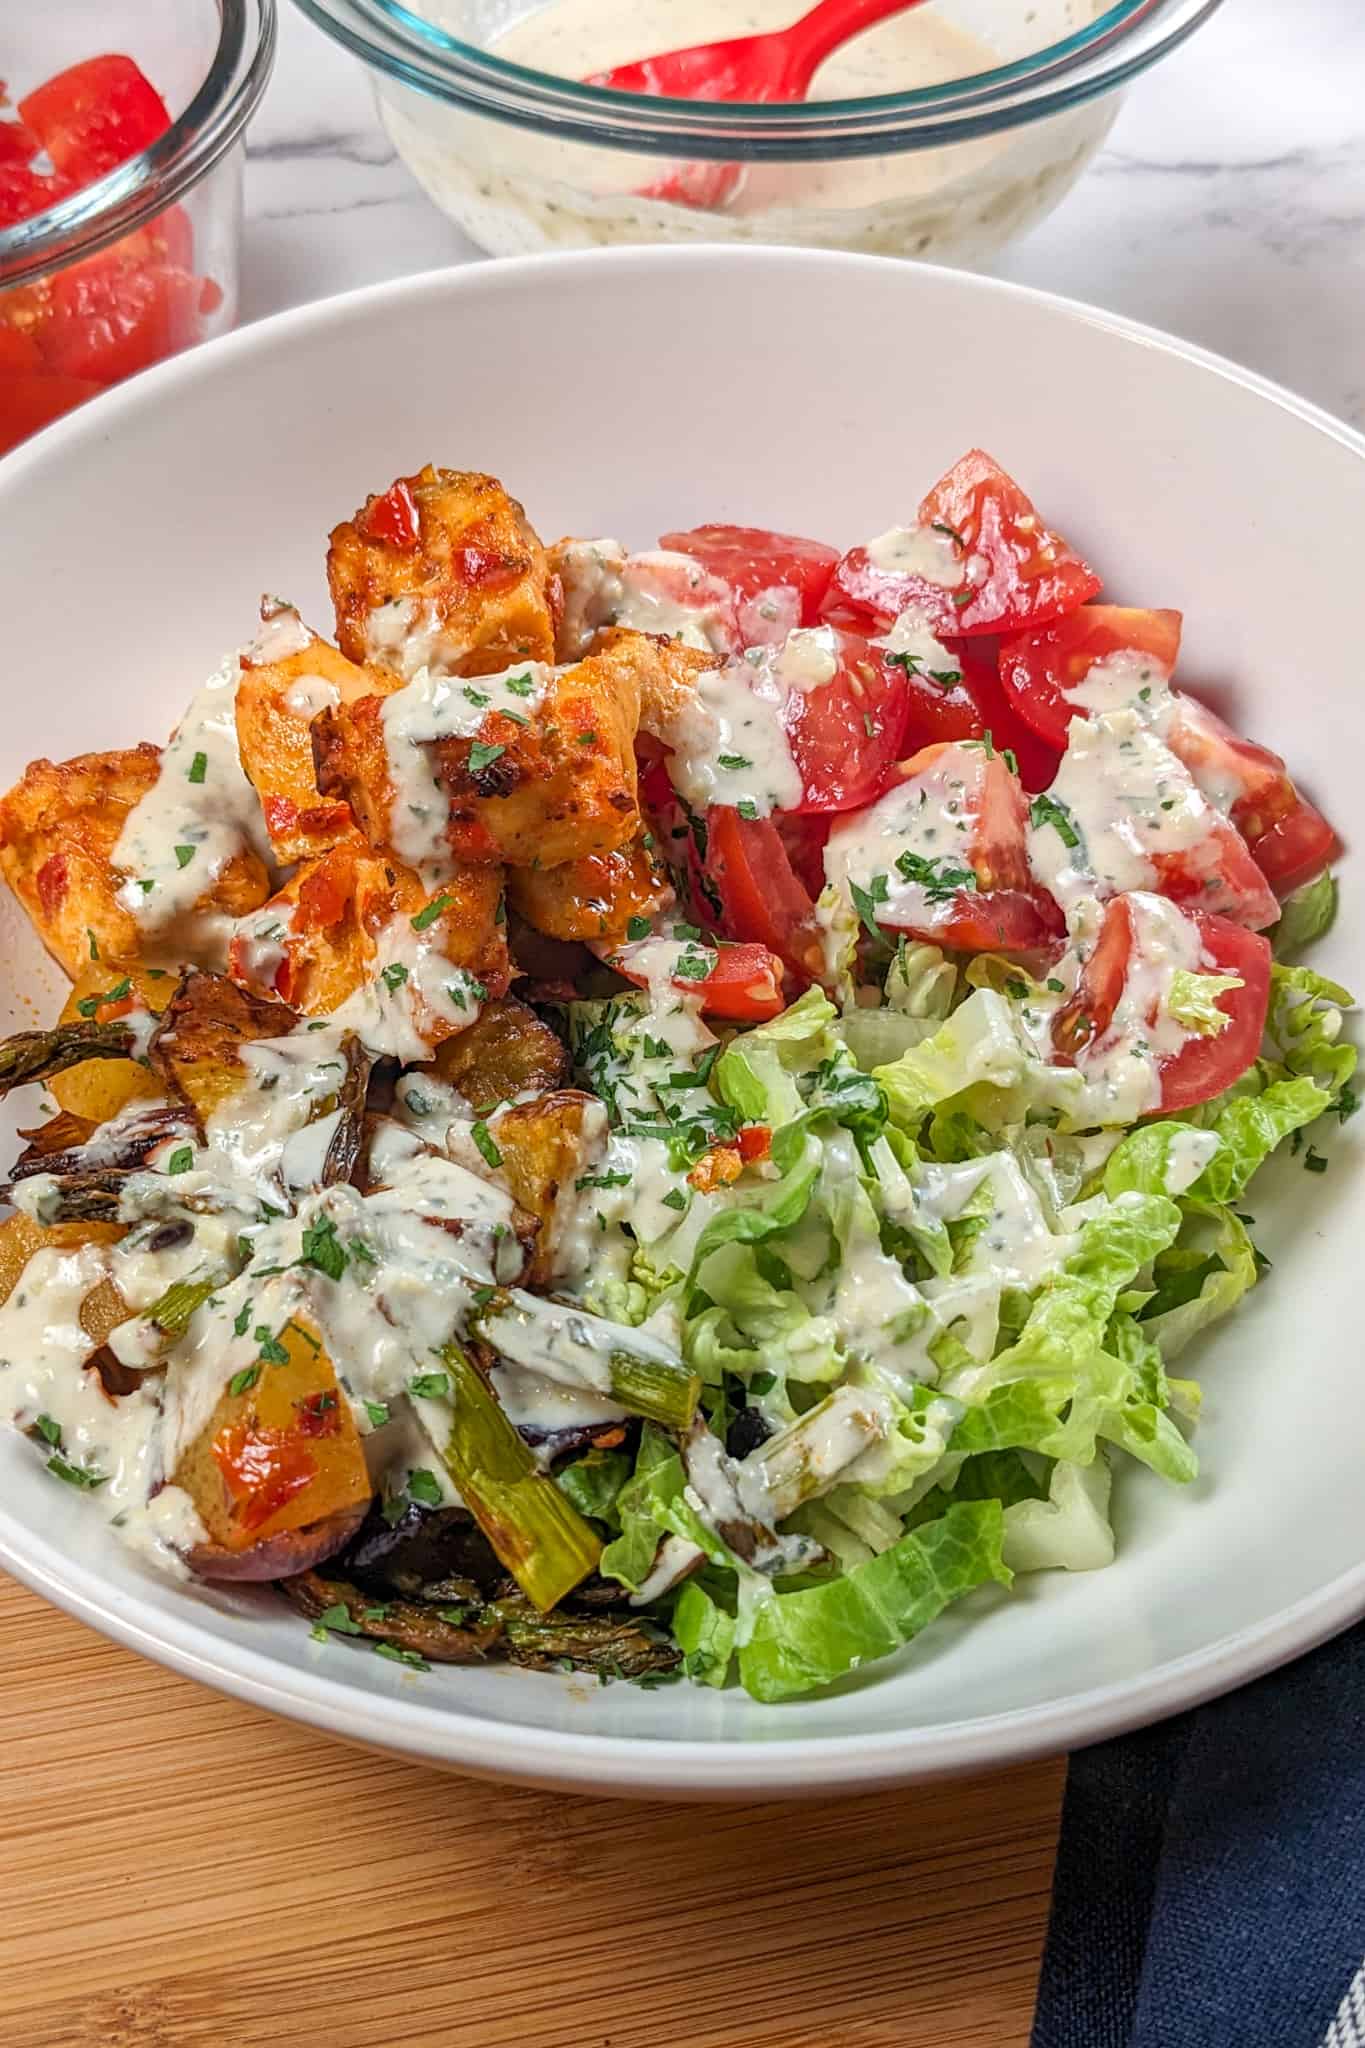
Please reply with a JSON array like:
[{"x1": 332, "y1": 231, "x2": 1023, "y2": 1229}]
[
  {"x1": 671, "y1": 1578, "x2": 736, "y2": 1688},
  {"x1": 874, "y1": 990, "x2": 1029, "y2": 1129},
  {"x1": 1136, "y1": 1198, "x2": 1258, "y2": 1360},
  {"x1": 555, "y1": 1446, "x2": 633, "y2": 1524},
  {"x1": 1264, "y1": 963, "x2": 1357, "y2": 1103},
  {"x1": 1192, "y1": 1076, "x2": 1331, "y2": 1202},
  {"x1": 1273, "y1": 870, "x2": 1337, "y2": 959},
  {"x1": 736, "y1": 1499, "x2": 1011, "y2": 1702},
  {"x1": 599, "y1": 1427, "x2": 681, "y2": 1591},
  {"x1": 1002, "y1": 1455, "x2": 1116, "y2": 1573}
]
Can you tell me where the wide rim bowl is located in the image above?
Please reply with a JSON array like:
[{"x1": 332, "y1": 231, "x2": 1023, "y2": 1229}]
[{"x1": 0, "y1": 245, "x2": 1361, "y2": 1799}]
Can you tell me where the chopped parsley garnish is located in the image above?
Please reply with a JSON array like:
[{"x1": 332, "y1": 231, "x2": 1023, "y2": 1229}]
[
  {"x1": 47, "y1": 1453, "x2": 107, "y2": 1491},
  {"x1": 187, "y1": 751, "x2": 208, "y2": 784},
  {"x1": 749, "y1": 1372, "x2": 777, "y2": 1396},
  {"x1": 661, "y1": 1187, "x2": 689, "y2": 1212},
  {"x1": 76, "y1": 975, "x2": 132, "y2": 1018},
  {"x1": 406, "y1": 1469, "x2": 443, "y2": 1508},
  {"x1": 462, "y1": 686, "x2": 490, "y2": 707},
  {"x1": 1002, "y1": 748, "x2": 1019, "y2": 776},
  {"x1": 717, "y1": 753, "x2": 752, "y2": 772},
  {"x1": 255, "y1": 1327, "x2": 290, "y2": 1366},
  {"x1": 673, "y1": 922, "x2": 702, "y2": 942},
  {"x1": 505, "y1": 671, "x2": 534, "y2": 697},
  {"x1": 862, "y1": 713, "x2": 880, "y2": 740},
  {"x1": 409, "y1": 1371, "x2": 451, "y2": 1400},
  {"x1": 174, "y1": 844, "x2": 196, "y2": 869},
  {"x1": 1046, "y1": 978, "x2": 1066, "y2": 995},
  {"x1": 381, "y1": 961, "x2": 409, "y2": 992},
  {"x1": 300, "y1": 1215, "x2": 349, "y2": 1282},
  {"x1": 364, "y1": 1400, "x2": 390, "y2": 1429},
  {"x1": 411, "y1": 893, "x2": 452, "y2": 931},
  {"x1": 468, "y1": 740, "x2": 507, "y2": 775},
  {"x1": 374, "y1": 1642, "x2": 429, "y2": 1671},
  {"x1": 232, "y1": 1301, "x2": 253, "y2": 1337},
  {"x1": 315, "y1": 1602, "x2": 361, "y2": 1636},
  {"x1": 1337, "y1": 1084, "x2": 1359, "y2": 1124},
  {"x1": 87, "y1": 929, "x2": 99, "y2": 962},
  {"x1": 577, "y1": 730, "x2": 598, "y2": 747},
  {"x1": 228, "y1": 1364, "x2": 261, "y2": 1397},
  {"x1": 575, "y1": 1170, "x2": 631, "y2": 1191},
  {"x1": 951, "y1": 589, "x2": 974, "y2": 610},
  {"x1": 1304, "y1": 1146, "x2": 1329, "y2": 1174},
  {"x1": 672, "y1": 950, "x2": 713, "y2": 982},
  {"x1": 165, "y1": 1145, "x2": 194, "y2": 1176},
  {"x1": 737, "y1": 799, "x2": 759, "y2": 820},
  {"x1": 626, "y1": 915, "x2": 652, "y2": 942},
  {"x1": 32, "y1": 1413, "x2": 62, "y2": 1447},
  {"x1": 931, "y1": 519, "x2": 967, "y2": 548},
  {"x1": 471, "y1": 1120, "x2": 503, "y2": 1169},
  {"x1": 849, "y1": 873, "x2": 890, "y2": 940},
  {"x1": 893, "y1": 850, "x2": 977, "y2": 902},
  {"x1": 1029, "y1": 792, "x2": 1082, "y2": 850}
]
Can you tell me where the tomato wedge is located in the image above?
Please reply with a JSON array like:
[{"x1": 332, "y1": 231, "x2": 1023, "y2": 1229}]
[
  {"x1": 611, "y1": 935, "x2": 787, "y2": 1020},
  {"x1": 0, "y1": 119, "x2": 38, "y2": 169},
  {"x1": 43, "y1": 255, "x2": 203, "y2": 383},
  {"x1": 998, "y1": 606, "x2": 1183, "y2": 751},
  {"x1": 783, "y1": 630, "x2": 910, "y2": 814},
  {"x1": 0, "y1": 163, "x2": 71, "y2": 226},
  {"x1": 1163, "y1": 695, "x2": 1338, "y2": 893},
  {"x1": 659, "y1": 524, "x2": 840, "y2": 638},
  {"x1": 825, "y1": 739, "x2": 1062, "y2": 954},
  {"x1": 1053, "y1": 896, "x2": 1271, "y2": 1114},
  {"x1": 702, "y1": 807, "x2": 823, "y2": 980},
  {"x1": 828, "y1": 449, "x2": 1102, "y2": 639},
  {"x1": 20, "y1": 55, "x2": 171, "y2": 183}
]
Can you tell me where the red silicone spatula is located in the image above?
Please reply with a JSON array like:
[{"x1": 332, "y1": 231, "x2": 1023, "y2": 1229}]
[{"x1": 584, "y1": 0, "x2": 929, "y2": 207}]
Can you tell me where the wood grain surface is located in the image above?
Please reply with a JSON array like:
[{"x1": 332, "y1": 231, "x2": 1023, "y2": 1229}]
[{"x1": 0, "y1": 1570, "x2": 1062, "y2": 2048}]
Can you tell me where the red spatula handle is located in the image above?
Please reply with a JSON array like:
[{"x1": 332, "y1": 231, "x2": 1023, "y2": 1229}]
[{"x1": 780, "y1": 0, "x2": 928, "y2": 87}]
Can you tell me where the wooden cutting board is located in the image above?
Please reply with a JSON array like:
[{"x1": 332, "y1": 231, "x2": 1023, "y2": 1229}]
[{"x1": 0, "y1": 1570, "x2": 1062, "y2": 2048}]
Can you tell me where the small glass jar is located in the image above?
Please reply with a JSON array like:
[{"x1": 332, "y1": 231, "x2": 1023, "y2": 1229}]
[
  {"x1": 0, "y1": 0, "x2": 276, "y2": 458},
  {"x1": 292, "y1": 0, "x2": 1220, "y2": 265}
]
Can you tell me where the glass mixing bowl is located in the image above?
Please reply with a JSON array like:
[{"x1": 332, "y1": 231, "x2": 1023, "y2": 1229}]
[
  {"x1": 291, "y1": 0, "x2": 1220, "y2": 264},
  {"x1": 0, "y1": 0, "x2": 276, "y2": 457}
]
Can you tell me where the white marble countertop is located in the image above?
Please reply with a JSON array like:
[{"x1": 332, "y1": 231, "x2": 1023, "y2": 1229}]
[{"x1": 244, "y1": 0, "x2": 1365, "y2": 426}]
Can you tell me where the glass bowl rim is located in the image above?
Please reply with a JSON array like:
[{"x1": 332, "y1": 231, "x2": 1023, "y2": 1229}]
[
  {"x1": 0, "y1": 0, "x2": 278, "y2": 290},
  {"x1": 289, "y1": 0, "x2": 1222, "y2": 159}
]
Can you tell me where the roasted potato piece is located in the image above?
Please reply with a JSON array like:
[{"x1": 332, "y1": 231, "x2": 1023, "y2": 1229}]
[
  {"x1": 150, "y1": 969, "x2": 294, "y2": 1126},
  {"x1": 314, "y1": 632, "x2": 653, "y2": 870},
  {"x1": 235, "y1": 604, "x2": 390, "y2": 865},
  {"x1": 0, "y1": 745, "x2": 160, "y2": 977},
  {"x1": 50, "y1": 960, "x2": 178, "y2": 1123},
  {"x1": 327, "y1": 467, "x2": 557, "y2": 682},
  {"x1": 488, "y1": 1089, "x2": 608, "y2": 1287},
  {"x1": 175, "y1": 1317, "x2": 372, "y2": 1581},
  {"x1": 428, "y1": 995, "x2": 568, "y2": 1103},
  {"x1": 229, "y1": 842, "x2": 511, "y2": 1047},
  {"x1": 506, "y1": 831, "x2": 668, "y2": 944},
  {"x1": 0, "y1": 1212, "x2": 126, "y2": 1344},
  {"x1": 0, "y1": 741, "x2": 270, "y2": 978}
]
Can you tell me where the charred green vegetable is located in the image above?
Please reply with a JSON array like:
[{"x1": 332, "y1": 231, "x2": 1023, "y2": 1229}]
[
  {"x1": 432, "y1": 1338, "x2": 602, "y2": 1611},
  {"x1": 0, "y1": 1019, "x2": 135, "y2": 1095},
  {"x1": 279, "y1": 1568, "x2": 680, "y2": 1679},
  {"x1": 471, "y1": 1289, "x2": 701, "y2": 1432}
]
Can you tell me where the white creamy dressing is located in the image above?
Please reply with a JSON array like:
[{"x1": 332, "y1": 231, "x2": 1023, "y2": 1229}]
[
  {"x1": 1027, "y1": 709, "x2": 1220, "y2": 923},
  {"x1": 201, "y1": 1026, "x2": 356, "y2": 1205},
  {"x1": 330, "y1": 912, "x2": 487, "y2": 1064},
  {"x1": 654, "y1": 622, "x2": 842, "y2": 819},
  {"x1": 824, "y1": 743, "x2": 983, "y2": 926},
  {"x1": 467, "y1": 0, "x2": 1016, "y2": 232},
  {"x1": 1059, "y1": 890, "x2": 1208, "y2": 1123},
  {"x1": 876, "y1": 606, "x2": 961, "y2": 678},
  {"x1": 113, "y1": 638, "x2": 276, "y2": 961},
  {"x1": 555, "y1": 538, "x2": 737, "y2": 659},
  {"x1": 1063, "y1": 647, "x2": 1173, "y2": 718},
  {"x1": 0, "y1": 1242, "x2": 205, "y2": 1570},
  {"x1": 864, "y1": 523, "x2": 967, "y2": 587},
  {"x1": 1163, "y1": 1126, "x2": 1222, "y2": 1196},
  {"x1": 281, "y1": 672, "x2": 342, "y2": 720},
  {"x1": 379, "y1": 657, "x2": 553, "y2": 869},
  {"x1": 478, "y1": 1288, "x2": 684, "y2": 1406},
  {"x1": 363, "y1": 595, "x2": 465, "y2": 681}
]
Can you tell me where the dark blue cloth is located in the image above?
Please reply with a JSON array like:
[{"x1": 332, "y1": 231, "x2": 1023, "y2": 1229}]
[{"x1": 1031, "y1": 1618, "x2": 1365, "y2": 2048}]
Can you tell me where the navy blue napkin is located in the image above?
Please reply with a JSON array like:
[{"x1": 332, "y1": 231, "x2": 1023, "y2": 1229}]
[{"x1": 1031, "y1": 1618, "x2": 1365, "y2": 2048}]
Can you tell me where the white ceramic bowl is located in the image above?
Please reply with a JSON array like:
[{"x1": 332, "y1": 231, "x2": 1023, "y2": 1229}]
[{"x1": 0, "y1": 248, "x2": 1360, "y2": 1799}]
